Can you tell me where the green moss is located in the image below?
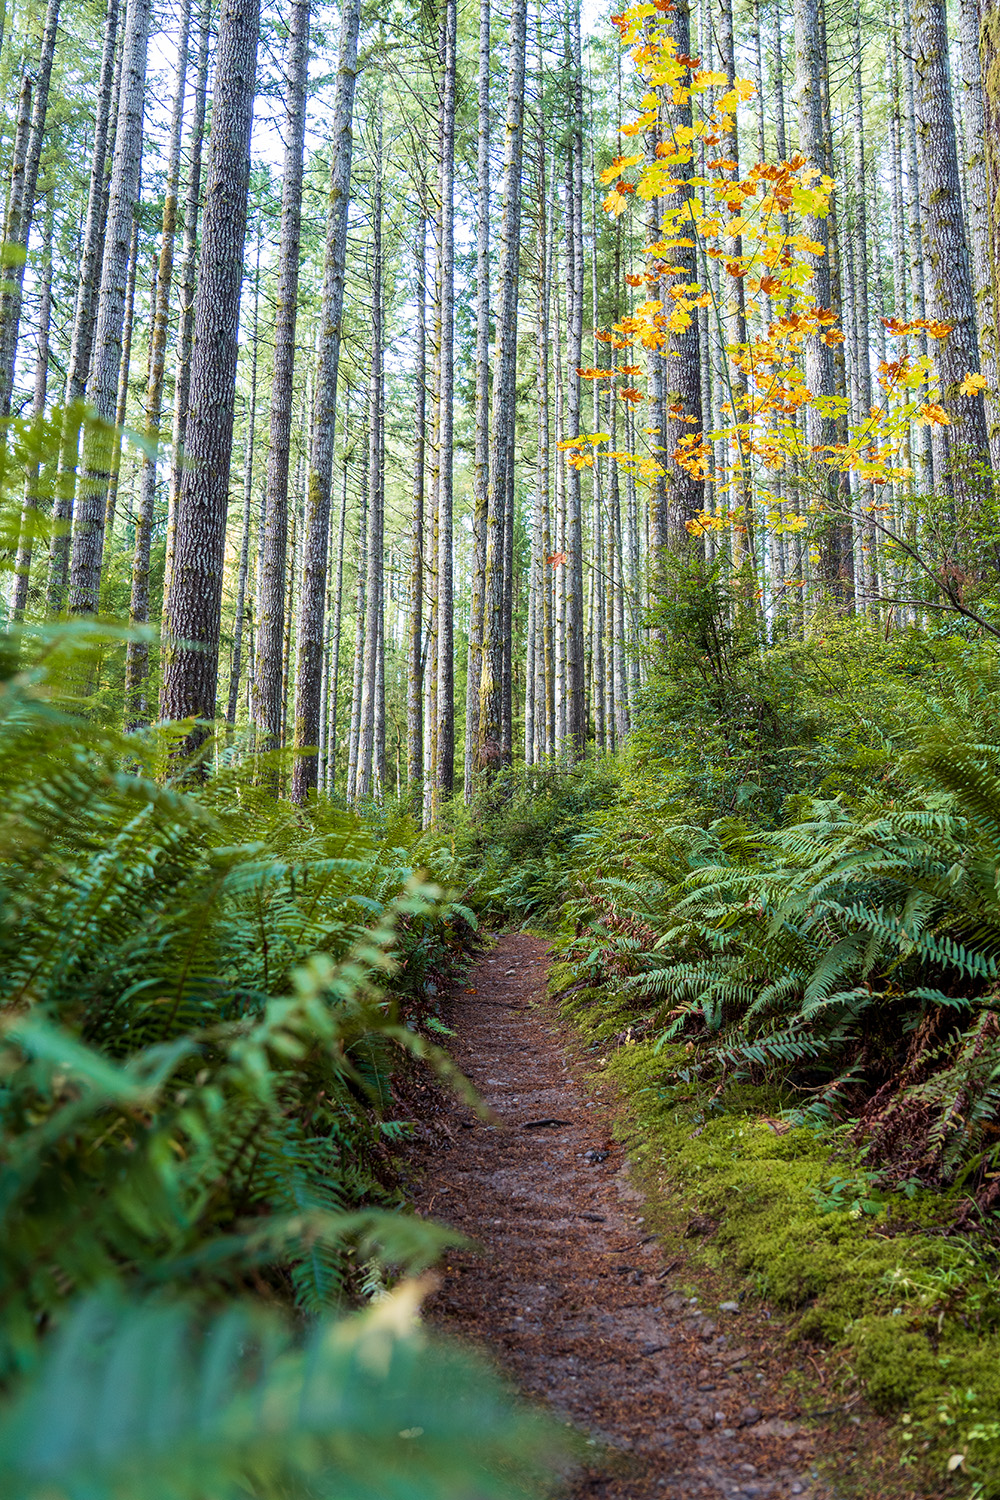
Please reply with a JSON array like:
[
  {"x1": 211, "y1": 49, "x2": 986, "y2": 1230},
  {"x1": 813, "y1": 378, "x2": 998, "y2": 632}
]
[{"x1": 569, "y1": 1023, "x2": 1000, "y2": 1495}]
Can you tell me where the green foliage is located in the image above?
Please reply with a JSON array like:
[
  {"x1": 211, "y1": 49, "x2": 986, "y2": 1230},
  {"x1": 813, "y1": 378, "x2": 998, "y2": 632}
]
[
  {"x1": 0, "y1": 1289, "x2": 561, "y2": 1500},
  {"x1": 0, "y1": 626, "x2": 562, "y2": 1499}
]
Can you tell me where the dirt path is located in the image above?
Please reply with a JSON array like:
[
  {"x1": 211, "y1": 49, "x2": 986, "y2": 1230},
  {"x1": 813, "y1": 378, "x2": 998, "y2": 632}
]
[{"x1": 412, "y1": 932, "x2": 843, "y2": 1500}]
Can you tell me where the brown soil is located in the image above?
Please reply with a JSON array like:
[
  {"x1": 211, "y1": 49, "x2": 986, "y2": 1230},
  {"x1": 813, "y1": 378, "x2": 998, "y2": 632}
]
[{"x1": 409, "y1": 931, "x2": 864, "y2": 1500}]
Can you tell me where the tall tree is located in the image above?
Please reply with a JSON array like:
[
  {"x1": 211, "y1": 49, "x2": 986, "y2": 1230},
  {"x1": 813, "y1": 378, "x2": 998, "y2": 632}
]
[
  {"x1": 160, "y1": 0, "x2": 261, "y2": 738},
  {"x1": 465, "y1": 0, "x2": 491, "y2": 798},
  {"x1": 12, "y1": 193, "x2": 52, "y2": 621},
  {"x1": 252, "y1": 0, "x2": 312, "y2": 755},
  {"x1": 478, "y1": 0, "x2": 527, "y2": 772},
  {"x1": 124, "y1": 0, "x2": 192, "y2": 725},
  {"x1": 163, "y1": 0, "x2": 211, "y2": 606},
  {"x1": 407, "y1": 195, "x2": 427, "y2": 809},
  {"x1": 289, "y1": 0, "x2": 362, "y2": 801},
  {"x1": 0, "y1": 0, "x2": 61, "y2": 419},
  {"x1": 433, "y1": 0, "x2": 457, "y2": 804},
  {"x1": 67, "y1": 0, "x2": 152, "y2": 616},
  {"x1": 45, "y1": 0, "x2": 121, "y2": 615},
  {"x1": 911, "y1": 0, "x2": 989, "y2": 497}
]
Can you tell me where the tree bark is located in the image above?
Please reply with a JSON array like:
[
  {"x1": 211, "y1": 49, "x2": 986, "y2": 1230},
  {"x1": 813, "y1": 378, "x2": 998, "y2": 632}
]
[
  {"x1": 124, "y1": 0, "x2": 191, "y2": 725},
  {"x1": 46, "y1": 0, "x2": 121, "y2": 615},
  {"x1": 357, "y1": 96, "x2": 385, "y2": 804},
  {"x1": 465, "y1": 0, "x2": 490, "y2": 797},
  {"x1": 433, "y1": 0, "x2": 457, "y2": 807},
  {"x1": 958, "y1": 0, "x2": 1000, "y2": 468},
  {"x1": 159, "y1": 0, "x2": 260, "y2": 741},
  {"x1": 252, "y1": 0, "x2": 311, "y2": 758},
  {"x1": 68, "y1": 0, "x2": 151, "y2": 616},
  {"x1": 289, "y1": 0, "x2": 361, "y2": 800},
  {"x1": 163, "y1": 0, "x2": 211, "y2": 609},
  {"x1": 478, "y1": 0, "x2": 527, "y2": 772},
  {"x1": 912, "y1": 0, "x2": 989, "y2": 495},
  {"x1": 12, "y1": 192, "x2": 52, "y2": 620},
  {"x1": 407, "y1": 199, "x2": 427, "y2": 809},
  {"x1": 0, "y1": 0, "x2": 61, "y2": 420},
  {"x1": 226, "y1": 224, "x2": 261, "y2": 728}
]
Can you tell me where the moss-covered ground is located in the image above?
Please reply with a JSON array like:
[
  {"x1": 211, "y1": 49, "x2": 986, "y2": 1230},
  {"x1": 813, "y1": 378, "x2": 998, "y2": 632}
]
[{"x1": 551, "y1": 966, "x2": 1000, "y2": 1500}]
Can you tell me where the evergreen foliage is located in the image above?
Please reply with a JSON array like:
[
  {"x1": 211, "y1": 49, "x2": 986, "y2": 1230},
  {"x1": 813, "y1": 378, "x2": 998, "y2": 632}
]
[{"x1": 0, "y1": 620, "x2": 561, "y2": 1497}]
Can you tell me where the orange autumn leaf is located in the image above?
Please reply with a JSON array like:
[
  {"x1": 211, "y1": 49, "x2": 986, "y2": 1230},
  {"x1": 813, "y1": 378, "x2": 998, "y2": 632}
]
[
  {"x1": 915, "y1": 401, "x2": 951, "y2": 426},
  {"x1": 619, "y1": 386, "x2": 644, "y2": 401},
  {"x1": 959, "y1": 371, "x2": 988, "y2": 396},
  {"x1": 546, "y1": 551, "x2": 568, "y2": 567}
]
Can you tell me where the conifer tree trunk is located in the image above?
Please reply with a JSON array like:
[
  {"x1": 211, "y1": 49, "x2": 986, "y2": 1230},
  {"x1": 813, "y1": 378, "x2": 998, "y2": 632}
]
[
  {"x1": 564, "y1": 0, "x2": 585, "y2": 758},
  {"x1": 432, "y1": 0, "x2": 457, "y2": 806},
  {"x1": 289, "y1": 0, "x2": 361, "y2": 800},
  {"x1": 958, "y1": 0, "x2": 1000, "y2": 467},
  {"x1": 226, "y1": 229, "x2": 261, "y2": 728},
  {"x1": 980, "y1": 0, "x2": 1000, "y2": 431},
  {"x1": 12, "y1": 194, "x2": 52, "y2": 621},
  {"x1": 532, "y1": 85, "x2": 551, "y2": 765},
  {"x1": 478, "y1": 0, "x2": 527, "y2": 772},
  {"x1": 252, "y1": 0, "x2": 311, "y2": 757},
  {"x1": 407, "y1": 202, "x2": 427, "y2": 808},
  {"x1": 357, "y1": 101, "x2": 385, "y2": 804},
  {"x1": 0, "y1": 0, "x2": 60, "y2": 419},
  {"x1": 159, "y1": 0, "x2": 261, "y2": 738},
  {"x1": 902, "y1": 0, "x2": 933, "y2": 494},
  {"x1": 163, "y1": 0, "x2": 210, "y2": 606},
  {"x1": 465, "y1": 0, "x2": 490, "y2": 797},
  {"x1": 794, "y1": 0, "x2": 842, "y2": 594},
  {"x1": 124, "y1": 0, "x2": 191, "y2": 725},
  {"x1": 345, "y1": 455, "x2": 367, "y2": 802},
  {"x1": 101, "y1": 216, "x2": 140, "y2": 553},
  {"x1": 68, "y1": 0, "x2": 151, "y2": 616},
  {"x1": 851, "y1": 0, "x2": 875, "y2": 604},
  {"x1": 912, "y1": 0, "x2": 989, "y2": 492},
  {"x1": 46, "y1": 0, "x2": 121, "y2": 615},
  {"x1": 326, "y1": 394, "x2": 350, "y2": 790}
]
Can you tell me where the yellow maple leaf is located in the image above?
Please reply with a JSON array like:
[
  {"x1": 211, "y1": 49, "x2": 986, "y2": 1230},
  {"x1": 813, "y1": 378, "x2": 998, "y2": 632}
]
[
  {"x1": 915, "y1": 401, "x2": 951, "y2": 427},
  {"x1": 959, "y1": 371, "x2": 988, "y2": 396}
]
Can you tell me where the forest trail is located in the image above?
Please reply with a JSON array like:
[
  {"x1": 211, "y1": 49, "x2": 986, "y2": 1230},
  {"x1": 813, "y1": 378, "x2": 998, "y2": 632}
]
[{"x1": 413, "y1": 932, "x2": 840, "y2": 1500}]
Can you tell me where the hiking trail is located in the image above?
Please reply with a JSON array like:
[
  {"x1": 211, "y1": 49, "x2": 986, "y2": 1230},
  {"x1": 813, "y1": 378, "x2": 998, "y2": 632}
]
[{"x1": 412, "y1": 931, "x2": 848, "y2": 1500}]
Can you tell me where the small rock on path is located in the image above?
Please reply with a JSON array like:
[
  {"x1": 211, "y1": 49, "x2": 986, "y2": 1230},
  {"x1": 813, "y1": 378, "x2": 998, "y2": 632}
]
[{"x1": 412, "y1": 932, "x2": 841, "y2": 1500}]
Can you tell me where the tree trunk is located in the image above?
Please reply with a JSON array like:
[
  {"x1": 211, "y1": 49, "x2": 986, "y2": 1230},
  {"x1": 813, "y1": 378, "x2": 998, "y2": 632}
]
[
  {"x1": 465, "y1": 0, "x2": 490, "y2": 798},
  {"x1": 564, "y1": 0, "x2": 586, "y2": 757},
  {"x1": 912, "y1": 0, "x2": 989, "y2": 495},
  {"x1": 356, "y1": 97, "x2": 384, "y2": 804},
  {"x1": 124, "y1": 0, "x2": 191, "y2": 725},
  {"x1": 326, "y1": 392, "x2": 351, "y2": 791},
  {"x1": 660, "y1": 0, "x2": 702, "y2": 542},
  {"x1": 794, "y1": 0, "x2": 843, "y2": 594},
  {"x1": 68, "y1": 0, "x2": 151, "y2": 615},
  {"x1": 226, "y1": 225, "x2": 261, "y2": 728},
  {"x1": 958, "y1": 0, "x2": 1000, "y2": 468},
  {"x1": 163, "y1": 0, "x2": 211, "y2": 608},
  {"x1": 45, "y1": 0, "x2": 121, "y2": 616},
  {"x1": 478, "y1": 0, "x2": 527, "y2": 773},
  {"x1": 433, "y1": 0, "x2": 457, "y2": 806},
  {"x1": 0, "y1": 0, "x2": 61, "y2": 419},
  {"x1": 12, "y1": 193, "x2": 52, "y2": 621},
  {"x1": 102, "y1": 216, "x2": 141, "y2": 553},
  {"x1": 159, "y1": 0, "x2": 261, "y2": 740},
  {"x1": 252, "y1": 0, "x2": 311, "y2": 758},
  {"x1": 289, "y1": 0, "x2": 361, "y2": 800},
  {"x1": 407, "y1": 200, "x2": 427, "y2": 810}
]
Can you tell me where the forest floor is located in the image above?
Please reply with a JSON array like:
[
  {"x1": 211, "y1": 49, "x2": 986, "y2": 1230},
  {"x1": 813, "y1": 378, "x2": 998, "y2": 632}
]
[{"x1": 408, "y1": 932, "x2": 913, "y2": 1500}]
